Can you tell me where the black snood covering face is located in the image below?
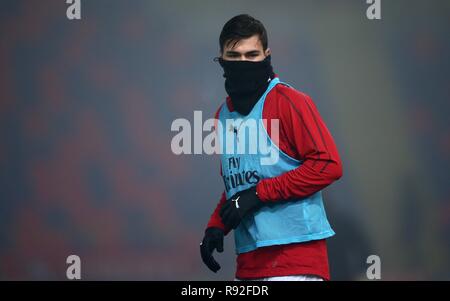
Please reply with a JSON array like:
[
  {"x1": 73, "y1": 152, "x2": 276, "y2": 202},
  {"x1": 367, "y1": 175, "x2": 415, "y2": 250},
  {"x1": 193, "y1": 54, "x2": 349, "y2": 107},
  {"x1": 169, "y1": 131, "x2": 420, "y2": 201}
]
[{"x1": 218, "y1": 55, "x2": 275, "y2": 116}]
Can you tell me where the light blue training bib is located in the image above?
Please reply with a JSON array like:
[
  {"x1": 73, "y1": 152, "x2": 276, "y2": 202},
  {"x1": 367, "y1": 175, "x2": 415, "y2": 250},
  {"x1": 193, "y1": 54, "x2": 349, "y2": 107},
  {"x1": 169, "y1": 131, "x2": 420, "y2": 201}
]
[{"x1": 218, "y1": 77, "x2": 335, "y2": 254}]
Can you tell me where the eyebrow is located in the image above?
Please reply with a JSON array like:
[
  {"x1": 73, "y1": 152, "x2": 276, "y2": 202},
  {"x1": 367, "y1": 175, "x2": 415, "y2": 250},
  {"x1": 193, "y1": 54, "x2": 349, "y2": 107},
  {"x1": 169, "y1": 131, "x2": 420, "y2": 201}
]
[{"x1": 225, "y1": 50, "x2": 261, "y2": 56}]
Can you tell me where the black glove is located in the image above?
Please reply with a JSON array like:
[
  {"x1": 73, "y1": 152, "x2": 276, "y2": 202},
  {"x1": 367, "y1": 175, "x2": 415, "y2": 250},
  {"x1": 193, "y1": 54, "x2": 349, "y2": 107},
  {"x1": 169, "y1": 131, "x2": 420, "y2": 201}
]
[
  {"x1": 219, "y1": 186, "x2": 263, "y2": 230},
  {"x1": 200, "y1": 227, "x2": 224, "y2": 273}
]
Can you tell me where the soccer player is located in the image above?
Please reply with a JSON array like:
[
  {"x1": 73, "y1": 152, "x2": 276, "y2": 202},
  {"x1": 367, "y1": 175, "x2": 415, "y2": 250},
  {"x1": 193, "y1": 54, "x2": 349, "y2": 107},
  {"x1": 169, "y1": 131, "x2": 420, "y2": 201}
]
[{"x1": 200, "y1": 14, "x2": 343, "y2": 281}]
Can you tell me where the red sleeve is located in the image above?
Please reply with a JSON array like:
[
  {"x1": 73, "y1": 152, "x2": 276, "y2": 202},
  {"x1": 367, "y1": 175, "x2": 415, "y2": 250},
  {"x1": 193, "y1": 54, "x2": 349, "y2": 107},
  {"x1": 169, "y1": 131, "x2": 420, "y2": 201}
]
[
  {"x1": 205, "y1": 191, "x2": 231, "y2": 234},
  {"x1": 256, "y1": 85, "x2": 343, "y2": 202}
]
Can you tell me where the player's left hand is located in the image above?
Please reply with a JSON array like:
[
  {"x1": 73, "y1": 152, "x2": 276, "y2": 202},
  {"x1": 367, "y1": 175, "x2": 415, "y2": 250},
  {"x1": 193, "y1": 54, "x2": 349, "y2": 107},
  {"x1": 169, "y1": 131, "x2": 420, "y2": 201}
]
[{"x1": 219, "y1": 186, "x2": 263, "y2": 229}]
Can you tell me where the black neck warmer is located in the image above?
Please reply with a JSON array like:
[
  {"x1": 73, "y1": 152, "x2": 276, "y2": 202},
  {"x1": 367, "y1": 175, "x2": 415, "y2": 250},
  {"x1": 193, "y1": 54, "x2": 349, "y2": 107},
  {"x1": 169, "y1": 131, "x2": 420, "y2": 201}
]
[{"x1": 218, "y1": 55, "x2": 275, "y2": 115}]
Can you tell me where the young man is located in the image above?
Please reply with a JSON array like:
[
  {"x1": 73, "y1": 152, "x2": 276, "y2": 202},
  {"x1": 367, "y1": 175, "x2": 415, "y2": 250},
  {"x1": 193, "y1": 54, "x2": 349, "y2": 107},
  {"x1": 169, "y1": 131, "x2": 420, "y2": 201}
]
[{"x1": 200, "y1": 14, "x2": 343, "y2": 281}]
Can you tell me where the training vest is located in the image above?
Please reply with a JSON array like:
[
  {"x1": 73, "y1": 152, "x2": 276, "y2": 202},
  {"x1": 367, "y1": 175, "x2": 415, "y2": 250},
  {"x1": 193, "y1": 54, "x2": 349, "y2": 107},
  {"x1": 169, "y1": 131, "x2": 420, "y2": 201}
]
[{"x1": 218, "y1": 77, "x2": 335, "y2": 254}]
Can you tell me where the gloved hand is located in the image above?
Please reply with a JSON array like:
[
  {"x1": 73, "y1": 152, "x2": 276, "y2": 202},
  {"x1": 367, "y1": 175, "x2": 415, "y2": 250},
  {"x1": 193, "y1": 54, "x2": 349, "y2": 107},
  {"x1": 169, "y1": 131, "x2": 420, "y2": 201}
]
[
  {"x1": 219, "y1": 186, "x2": 263, "y2": 230},
  {"x1": 200, "y1": 227, "x2": 224, "y2": 273}
]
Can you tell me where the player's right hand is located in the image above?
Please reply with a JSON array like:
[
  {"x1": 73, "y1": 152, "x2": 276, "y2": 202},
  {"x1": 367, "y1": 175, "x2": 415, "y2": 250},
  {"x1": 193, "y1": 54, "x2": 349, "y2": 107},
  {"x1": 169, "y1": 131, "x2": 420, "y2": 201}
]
[{"x1": 200, "y1": 227, "x2": 224, "y2": 273}]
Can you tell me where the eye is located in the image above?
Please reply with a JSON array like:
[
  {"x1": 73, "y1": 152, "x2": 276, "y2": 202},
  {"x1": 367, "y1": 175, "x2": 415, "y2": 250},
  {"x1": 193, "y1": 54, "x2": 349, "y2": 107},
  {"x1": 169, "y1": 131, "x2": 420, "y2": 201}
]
[{"x1": 246, "y1": 53, "x2": 259, "y2": 58}]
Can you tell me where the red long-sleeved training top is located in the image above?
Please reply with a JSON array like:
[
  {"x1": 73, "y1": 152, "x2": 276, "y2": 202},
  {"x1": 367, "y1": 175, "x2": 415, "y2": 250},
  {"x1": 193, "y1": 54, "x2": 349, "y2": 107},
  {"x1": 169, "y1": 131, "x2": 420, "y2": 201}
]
[{"x1": 206, "y1": 78, "x2": 343, "y2": 280}]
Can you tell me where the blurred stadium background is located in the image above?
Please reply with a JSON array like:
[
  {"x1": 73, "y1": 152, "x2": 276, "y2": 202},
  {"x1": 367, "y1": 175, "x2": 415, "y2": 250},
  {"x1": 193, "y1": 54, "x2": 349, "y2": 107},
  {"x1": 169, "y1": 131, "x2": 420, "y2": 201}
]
[{"x1": 0, "y1": 0, "x2": 449, "y2": 280}]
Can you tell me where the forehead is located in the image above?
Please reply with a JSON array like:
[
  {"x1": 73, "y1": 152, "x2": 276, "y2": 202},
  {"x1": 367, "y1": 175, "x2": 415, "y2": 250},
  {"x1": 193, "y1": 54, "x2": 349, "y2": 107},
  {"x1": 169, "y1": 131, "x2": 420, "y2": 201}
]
[{"x1": 224, "y1": 35, "x2": 263, "y2": 52}]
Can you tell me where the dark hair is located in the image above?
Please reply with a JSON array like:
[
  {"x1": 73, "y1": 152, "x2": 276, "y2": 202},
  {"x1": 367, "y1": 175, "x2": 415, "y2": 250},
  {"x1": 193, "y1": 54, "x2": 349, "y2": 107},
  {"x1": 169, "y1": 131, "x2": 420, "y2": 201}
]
[{"x1": 219, "y1": 14, "x2": 268, "y2": 53}]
